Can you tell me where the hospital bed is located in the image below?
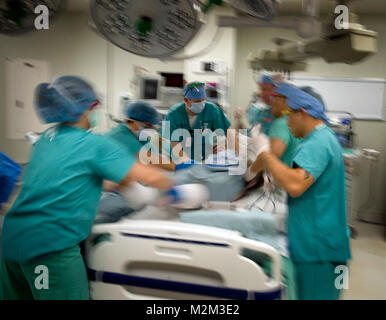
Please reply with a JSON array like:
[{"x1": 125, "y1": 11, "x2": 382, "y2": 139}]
[
  {"x1": 86, "y1": 148, "x2": 292, "y2": 300},
  {"x1": 86, "y1": 219, "x2": 282, "y2": 300},
  {"x1": 85, "y1": 179, "x2": 292, "y2": 300}
]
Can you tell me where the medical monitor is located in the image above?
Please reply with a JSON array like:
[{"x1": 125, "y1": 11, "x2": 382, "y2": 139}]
[
  {"x1": 159, "y1": 72, "x2": 184, "y2": 88},
  {"x1": 137, "y1": 74, "x2": 164, "y2": 106}
]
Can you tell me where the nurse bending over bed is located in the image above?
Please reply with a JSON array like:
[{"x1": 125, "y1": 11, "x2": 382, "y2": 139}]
[{"x1": 0, "y1": 76, "x2": 175, "y2": 300}]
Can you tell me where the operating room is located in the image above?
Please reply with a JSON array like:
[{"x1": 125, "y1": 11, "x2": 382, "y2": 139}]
[{"x1": 0, "y1": 0, "x2": 385, "y2": 301}]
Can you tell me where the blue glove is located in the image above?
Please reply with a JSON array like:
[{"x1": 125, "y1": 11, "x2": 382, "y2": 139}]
[
  {"x1": 175, "y1": 160, "x2": 196, "y2": 171},
  {"x1": 165, "y1": 187, "x2": 182, "y2": 204}
]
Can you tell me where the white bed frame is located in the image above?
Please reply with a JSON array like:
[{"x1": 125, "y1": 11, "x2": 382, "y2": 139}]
[{"x1": 86, "y1": 220, "x2": 282, "y2": 300}]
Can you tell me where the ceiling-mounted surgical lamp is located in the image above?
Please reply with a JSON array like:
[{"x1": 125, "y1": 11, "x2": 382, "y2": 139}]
[
  {"x1": 89, "y1": 0, "x2": 279, "y2": 60},
  {"x1": 89, "y1": 0, "x2": 202, "y2": 59},
  {"x1": 225, "y1": 0, "x2": 279, "y2": 20}
]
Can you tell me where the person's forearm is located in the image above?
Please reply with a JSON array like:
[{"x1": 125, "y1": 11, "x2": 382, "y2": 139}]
[
  {"x1": 250, "y1": 157, "x2": 264, "y2": 174},
  {"x1": 121, "y1": 162, "x2": 174, "y2": 191},
  {"x1": 158, "y1": 155, "x2": 176, "y2": 171},
  {"x1": 146, "y1": 151, "x2": 176, "y2": 171},
  {"x1": 103, "y1": 180, "x2": 120, "y2": 192},
  {"x1": 234, "y1": 134, "x2": 240, "y2": 155},
  {"x1": 250, "y1": 139, "x2": 285, "y2": 175},
  {"x1": 259, "y1": 151, "x2": 304, "y2": 196}
]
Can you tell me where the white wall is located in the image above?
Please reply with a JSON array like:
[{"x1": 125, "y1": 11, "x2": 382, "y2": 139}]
[
  {"x1": 0, "y1": 11, "x2": 185, "y2": 161},
  {"x1": 233, "y1": 15, "x2": 386, "y2": 222},
  {"x1": 183, "y1": 7, "x2": 237, "y2": 114},
  {"x1": 0, "y1": 8, "x2": 237, "y2": 162},
  {"x1": 106, "y1": 43, "x2": 184, "y2": 124},
  {"x1": 0, "y1": 12, "x2": 108, "y2": 163}
]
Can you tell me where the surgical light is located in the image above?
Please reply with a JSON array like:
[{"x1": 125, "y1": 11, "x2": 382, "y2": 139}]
[
  {"x1": 90, "y1": 0, "x2": 202, "y2": 59},
  {"x1": 226, "y1": 0, "x2": 279, "y2": 20}
]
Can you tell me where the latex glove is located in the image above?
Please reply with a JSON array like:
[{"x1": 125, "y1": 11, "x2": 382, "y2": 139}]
[
  {"x1": 233, "y1": 108, "x2": 244, "y2": 120},
  {"x1": 250, "y1": 124, "x2": 270, "y2": 159},
  {"x1": 214, "y1": 135, "x2": 227, "y2": 153}
]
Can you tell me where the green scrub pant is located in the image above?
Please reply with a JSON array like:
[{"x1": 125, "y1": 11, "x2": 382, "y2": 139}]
[
  {"x1": 0, "y1": 245, "x2": 89, "y2": 300},
  {"x1": 294, "y1": 261, "x2": 347, "y2": 300}
]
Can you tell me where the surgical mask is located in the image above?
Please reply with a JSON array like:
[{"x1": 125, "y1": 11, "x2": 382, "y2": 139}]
[
  {"x1": 87, "y1": 109, "x2": 99, "y2": 129},
  {"x1": 189, "y1": 101, "x2": 205, "y2": 114},
  {"x1": 133, "y1": 129, "x2": 144, "y2": 138}
]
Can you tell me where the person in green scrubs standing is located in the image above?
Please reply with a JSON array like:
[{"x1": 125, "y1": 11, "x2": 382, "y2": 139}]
[
  {"x1": 163, "y1": 81, "x2": 232, "y2": 162},
  {"x1": 107, "y1": 100, "x2": 175, "y2": 171},
  {"x1": 249, "y1": 86, "x2": 325, "y2": 175},
  {"x1": 0, "y1": 76, "x2": 174, "y2": 300},
  {"x1": 234, "y1": 72, "x2": 276, "y2": 136},
  {"x1": 251, "y1": 74, "x2": 351, "y2": 300}
]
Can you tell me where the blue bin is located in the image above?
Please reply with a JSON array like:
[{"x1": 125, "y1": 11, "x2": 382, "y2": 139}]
[{"x1": 0, "y1": 151, "x2": 22, "y2": 206}]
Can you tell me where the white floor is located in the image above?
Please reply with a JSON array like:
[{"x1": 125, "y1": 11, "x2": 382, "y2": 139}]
[{"x1": 342, "y1": 221, "x2": 386, "y2": 300}]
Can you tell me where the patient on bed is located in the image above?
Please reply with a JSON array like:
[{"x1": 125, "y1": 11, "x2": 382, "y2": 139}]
[{"x1": 94, "y1": 129, "x2": 287, "y2": 234}]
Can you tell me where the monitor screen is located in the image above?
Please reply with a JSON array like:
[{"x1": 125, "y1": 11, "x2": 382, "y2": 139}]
[
  {"x1": 143, "y1": 79, "x2": 159, "y2": 99},
  {"x1": 159, "y1": 72, "x2": 184, "y2": 88},
  {"x1": 203, "y1": 62, "x2": 215, "y2": 72},
  {"x1": 207, "y1": 90, "x2": 218, "y2": 98}
]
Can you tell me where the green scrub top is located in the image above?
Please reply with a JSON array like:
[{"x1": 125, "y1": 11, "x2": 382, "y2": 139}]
[
  {"x1": 246, "y1": 103, "x2": 275, "y2": 136},
  {"x1": 268, "y1": 116, "x2": 301, "y2": 167},
  {"x1": 288, "y1": 124, "x2": 351, "y2": 263},
  {"x1": 1, "y1": 125, "x2": 135, "y2": 263},
  {"x1": 106, "y1": 123, "x2": 145, "y2": 156},
  {"x1": 163, "y1": 101, "x2": 231, "y2": 160}
]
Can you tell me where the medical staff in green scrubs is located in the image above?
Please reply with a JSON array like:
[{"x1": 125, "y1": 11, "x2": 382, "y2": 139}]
[
  {"x1": 234, "y1": 72, "x2": 276, "y2": 135},
  {"x1": 0, "y1": 76, "x2": 173, "y2": 300},
  {"x1": 107, "y1": 100, "x2": 175, "y2": 171},
  {"x1": 249, "y1": 86, "x2": 325, "y2": 176},
  {"x1": 251, "y1": 74, "x2": 351, "y2": 300},
  {"x1": 163, "y1": 81, "x2": 231, "y2": 161}
]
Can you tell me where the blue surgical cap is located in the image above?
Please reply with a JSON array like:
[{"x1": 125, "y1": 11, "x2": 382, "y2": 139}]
[
  {"x1": 298, "y1": 86, "x2": 326, "y2": 108},
  {"x1": 35, "y1": 76, "x2": 99, "y2": 123},
  {"x1": 124, "y1": 100, "x2": 162, "y2": 125},
  {"x1": 275, "y1": 82, "x2": 328, "y2": 121},
  {"x1": 184, "y1": 82, "x2": 206, "y2": 100},
  {"x1": 260, "y1": 72, "x2": 275, "y2": 86}
]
